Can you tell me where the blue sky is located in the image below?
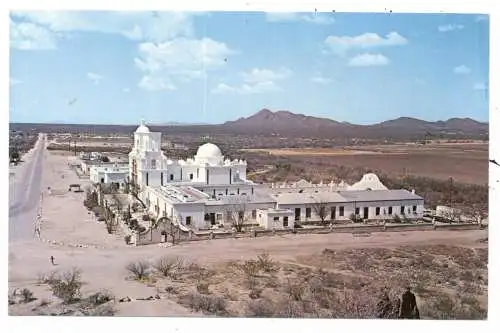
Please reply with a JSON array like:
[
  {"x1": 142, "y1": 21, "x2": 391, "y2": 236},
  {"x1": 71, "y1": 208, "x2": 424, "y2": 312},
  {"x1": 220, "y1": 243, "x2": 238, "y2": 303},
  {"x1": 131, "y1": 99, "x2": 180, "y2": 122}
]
[{"x1": 9, "y1": 11, "x2": 489, "y2": 125}]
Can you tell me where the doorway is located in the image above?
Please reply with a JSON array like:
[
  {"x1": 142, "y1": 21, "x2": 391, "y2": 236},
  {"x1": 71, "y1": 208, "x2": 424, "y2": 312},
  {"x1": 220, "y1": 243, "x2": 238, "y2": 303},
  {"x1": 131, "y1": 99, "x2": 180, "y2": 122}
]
[
  {"x1": 363, "y1": 207, "x2": 369, "y2": 220},
  {"x1": 330, "y1": 207, "x2": 336, "y2": 220},
  {"x1": 294, "y1": 208, "x2": 301, "y2": 221},
  {"x1": 210, "y1": 213, "x2": 216, "y2": 225}
]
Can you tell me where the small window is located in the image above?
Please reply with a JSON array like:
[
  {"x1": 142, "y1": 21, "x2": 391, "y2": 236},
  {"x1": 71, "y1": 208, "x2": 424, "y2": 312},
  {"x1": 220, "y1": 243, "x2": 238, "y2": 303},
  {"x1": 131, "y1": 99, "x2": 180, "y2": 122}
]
[
  {"x1": 306, "y1": 208, "x2": 311, "y2": 218},
  {"x1": 273, "y1": 216, "x2": 280, "y2": 221},
  {"x1": 339, "y1": 206, "x2": 344, "y2": 217},
  {"x1": 413, "y1": 205, "x2": 417, "y2": 213},
  {"x1": 189, "y1": 173, "x2": 193, "y2": 180},
  {"x1": 355, "y1": 207, "x2": 360, "y2": 215},
  {"x1": 388, "y1": 206, "x2": 393, "y2": 215},
  {"x1": 170, "y1": 174, "x2": 174, "y2": 181},
  {"x1": 283, "y1": 216, "x2": 289, "y2": 227},
  {"x1": 186, "y1": 216, "x2": 192, "y2": 226},
  {"x1": 375, "y1": 207, "x2": 380, "y2": 216},
  {"x1": 151, "y1": 159, "x2": 156, "y2": 169},
  {"x1": 252, "y1": 210, "x2": 257, "y2": 219},
  {"x1": 161, "y1": 172, "x2": 164, "y2": 186},
  {"x1": 400, "y1": 206, "x2": 405, "y2": 214},
  {"x1": 225, "y1": 188, "x2": 228, "y2": 195}
]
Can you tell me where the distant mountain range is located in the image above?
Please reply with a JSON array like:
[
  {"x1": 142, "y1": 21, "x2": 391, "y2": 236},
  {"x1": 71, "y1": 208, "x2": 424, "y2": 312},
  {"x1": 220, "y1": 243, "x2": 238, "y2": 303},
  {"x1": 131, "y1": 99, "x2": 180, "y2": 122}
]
[
  {"x1": 10, "y1": 109, "x2": 488, "y2": 140},
  {"x1": 221, "y1": 109, "x2": 489, "y2": 139}
]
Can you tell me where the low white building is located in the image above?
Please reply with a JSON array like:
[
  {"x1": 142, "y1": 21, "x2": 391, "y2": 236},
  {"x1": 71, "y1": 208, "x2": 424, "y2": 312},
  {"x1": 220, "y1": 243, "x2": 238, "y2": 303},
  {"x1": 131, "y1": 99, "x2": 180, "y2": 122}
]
[
  {"x1": 256, "y1": 208, "x2": 294, "y2": 229},
  {"x1": 90, "y1": 163, "x2": 129, "y2": 187}
]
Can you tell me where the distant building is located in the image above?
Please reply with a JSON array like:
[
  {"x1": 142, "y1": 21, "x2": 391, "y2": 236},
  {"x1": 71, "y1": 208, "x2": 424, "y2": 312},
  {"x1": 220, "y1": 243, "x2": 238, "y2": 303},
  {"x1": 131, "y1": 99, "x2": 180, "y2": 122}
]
[
  {"x1": 89, "y1": 163, "x2": 129, "y2": 187},
  {"x1": 127, "y1": 120, "x2": 425, "y2": 231}
]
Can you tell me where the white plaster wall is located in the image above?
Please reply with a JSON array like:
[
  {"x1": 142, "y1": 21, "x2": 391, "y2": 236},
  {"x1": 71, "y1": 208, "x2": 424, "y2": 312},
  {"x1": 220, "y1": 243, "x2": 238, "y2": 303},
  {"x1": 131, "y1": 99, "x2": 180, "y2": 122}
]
[
  {"x1": 277, "y1": 200, "x2": 424, "y2": 222},
  {"x1": 105, "y1": 172, "x2": 128, "y2": 184},
  {"x1": 207, "y1": 167, "x2": 230, "y2": 185}
]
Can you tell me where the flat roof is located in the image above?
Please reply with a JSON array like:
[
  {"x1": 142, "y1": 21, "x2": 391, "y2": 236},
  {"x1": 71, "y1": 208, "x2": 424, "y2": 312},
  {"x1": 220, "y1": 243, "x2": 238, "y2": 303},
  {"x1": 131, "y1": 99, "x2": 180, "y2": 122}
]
[
  {"x1": 149, "y1": 185, "x2": 209, "y2": 204},
  {"x1": 274, "y1": 191, "x2": 348, "y2": 205},
  {"x1": 338, "y1": 189, "x2": 423, "y2": 202},
  {"x1": 274, "y1": 189, "x2": 423, "y2": 205},
  {"x1": 204, "y1": 193, "x2": 276, "y2": 206}
]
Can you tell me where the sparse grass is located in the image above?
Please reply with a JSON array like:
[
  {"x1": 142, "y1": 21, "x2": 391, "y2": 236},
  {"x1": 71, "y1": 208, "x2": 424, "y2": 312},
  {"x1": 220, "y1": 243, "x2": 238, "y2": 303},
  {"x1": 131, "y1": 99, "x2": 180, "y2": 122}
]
[{"x1": 121, "y1": 245, "x2": 487, "y2": 319}]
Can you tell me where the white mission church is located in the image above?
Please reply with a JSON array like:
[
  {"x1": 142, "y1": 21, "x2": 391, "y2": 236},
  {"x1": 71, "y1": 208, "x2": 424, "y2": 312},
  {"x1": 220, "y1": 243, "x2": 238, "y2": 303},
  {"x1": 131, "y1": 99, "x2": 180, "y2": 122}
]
[{"x1": 97, "y1": 121, "x2": 425, "y2": 230}]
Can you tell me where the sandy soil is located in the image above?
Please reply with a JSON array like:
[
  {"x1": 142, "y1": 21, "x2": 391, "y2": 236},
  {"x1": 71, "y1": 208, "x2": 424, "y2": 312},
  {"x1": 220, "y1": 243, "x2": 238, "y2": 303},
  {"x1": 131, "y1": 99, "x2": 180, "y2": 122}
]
[{"x1": 8, "y1": 147, "x2": 489, "y2": 316}]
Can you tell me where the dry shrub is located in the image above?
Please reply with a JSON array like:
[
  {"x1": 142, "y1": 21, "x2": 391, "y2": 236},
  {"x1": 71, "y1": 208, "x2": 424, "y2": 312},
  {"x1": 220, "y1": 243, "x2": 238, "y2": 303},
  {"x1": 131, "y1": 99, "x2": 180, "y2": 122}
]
[
  {"x1": 274, "y1": 297, "x2": 305, "y2": 318},
  {"x1": 184, "y1": 292, "x2": 227, "y2": 315},
  {"x1": 21, "y1": 288, "x2": 35, "y2": 303},
  {"x1": 49, "y1": 268, "x2": 83, "y2": 304},
  {"x1": 84, "y1": 303, "x2": 116, "y2": 316},
  {"x1": 126, "y1": 260, "x2": 151, "y2": 280},
  {"x1": 246, "y1": 299, "x2": 276, "y2": 317},
  {"x1": 420, "y1": 294, "x2": 487, "y2": 320},
  {"x1": 284, "y1": 278, "x2": 306, "y2": 301},
  {"x1": 154, "y1": 256, "x2": 184, "y2": 278},
  {"x1": 196, "y1": 282, "x2": 210, "y2": 294},
  {"x1": 86, "y1": 290, "x2": 114, "y2": 306},
  {"x1": 257, "y1": 252, "x2": 278, "y2": 273},
  {"x1": 248, "y1": 288, "x2": 262, "y2": 299},
  {"x1": 239, "y1": 259, "x2": 261, "y2": 278}
]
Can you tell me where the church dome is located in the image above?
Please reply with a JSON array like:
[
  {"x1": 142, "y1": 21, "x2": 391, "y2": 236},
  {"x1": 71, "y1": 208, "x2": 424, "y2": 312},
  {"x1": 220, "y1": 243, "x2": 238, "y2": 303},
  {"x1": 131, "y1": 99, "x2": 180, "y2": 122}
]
[
  {"x1": 135, "y1": 119, "x2": 150, "y2": 134},
  {"x1": 196, "y1": 143, "x2": 222, "y2": 158}
]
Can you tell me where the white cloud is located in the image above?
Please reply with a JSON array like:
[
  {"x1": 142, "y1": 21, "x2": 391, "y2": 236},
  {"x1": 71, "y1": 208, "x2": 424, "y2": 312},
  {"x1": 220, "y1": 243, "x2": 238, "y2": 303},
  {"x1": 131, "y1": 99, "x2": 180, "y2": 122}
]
[
  {"x1": 348, "y1": 53, "x2": 389, "y2": 67},
  {"x1": 324, "y1": 32, "x2": 407, "y2": 56},
  {"x1": 453, "y1": 65, "x2": 471, "y2": 75},
  {"x1": 212, "y1": 67, "x2": 291, "y2": 95},
  {"x1": 10, "y1": 11, "x2": 194, "y2": 46},
  {"x1": 211, "y1": 83, "x2": 236, "y2": 94},
  {"x1": 10, "y1": 18, "x2": 58, "y2": 50},
  {"x1": 134, "y1": 37, "x2": 236, "y2": 90},
  {"x1": 266, "y1": 12, "x2": 334, "y2": 25},
  {"x1": 438, "y1": 24, "x2": 464, "y2": 32},
  {"x1": 87, "y1": 72, "x2": 104, "y2": 85},
  {"x1": 310, "y1": 76, "x2": 333, "y2": 84},
  {"x1": 240, "y1": 68, "x2": 292, "y2": 83},
  {"x1": 473, "y1": 82, "x2": 487, "y2": 91},
  {"x1": 138, "y1": 76, "x2": 177, "y2": 91},
  {"x1": 10, "y1": 77, "x2": 23, "y2": 86},
  {"x1": 123, "y1": 88, "x2": 130, "y2": 93},
  {"x1": 211, "y1": 81, "x2": 282, "y2": 95}
]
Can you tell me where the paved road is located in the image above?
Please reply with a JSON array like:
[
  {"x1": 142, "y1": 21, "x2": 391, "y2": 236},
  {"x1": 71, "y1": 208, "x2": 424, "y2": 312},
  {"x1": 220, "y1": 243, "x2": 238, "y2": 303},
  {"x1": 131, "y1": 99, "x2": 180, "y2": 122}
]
[{"x1": 9, "y1": 134, "x2": 45, "y2": 241}]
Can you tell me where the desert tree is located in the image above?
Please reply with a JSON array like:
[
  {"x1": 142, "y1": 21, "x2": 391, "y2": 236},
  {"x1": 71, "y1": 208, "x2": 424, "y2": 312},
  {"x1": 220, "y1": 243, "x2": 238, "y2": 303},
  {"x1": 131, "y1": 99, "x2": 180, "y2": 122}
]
[
  {"x1": 225, "y1": 199, "x2": 252, "y2": 232},
  {"x1": 311, "y1": 199, "x2": 329, "y2": 225},
  {"x1": 154, "y1": 256, "x2": 185, "y2": 278},
  {"x1": 126, "y1": 260, "x2": 151, "y2": 280},
  {"x1": 49, "y1": 268, "x2": 84, "y2": 304}
]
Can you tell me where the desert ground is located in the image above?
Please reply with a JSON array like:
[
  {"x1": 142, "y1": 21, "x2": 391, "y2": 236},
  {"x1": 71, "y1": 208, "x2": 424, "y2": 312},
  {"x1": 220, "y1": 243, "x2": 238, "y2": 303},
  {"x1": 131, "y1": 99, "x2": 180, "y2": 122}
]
[
  {"x1": 242, "y1": 142, "x2": 488, "y2": 185},
  {"x1": 8, "y1": 138, "x2": 488, "y2": 318}
]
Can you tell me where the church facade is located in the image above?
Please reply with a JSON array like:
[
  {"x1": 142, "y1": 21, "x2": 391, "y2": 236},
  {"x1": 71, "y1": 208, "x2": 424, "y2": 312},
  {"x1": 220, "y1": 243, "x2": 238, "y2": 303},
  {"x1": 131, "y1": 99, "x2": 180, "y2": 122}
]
[{"x1": 127, "y1": 121, "x2": 425, "y2": 230}]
